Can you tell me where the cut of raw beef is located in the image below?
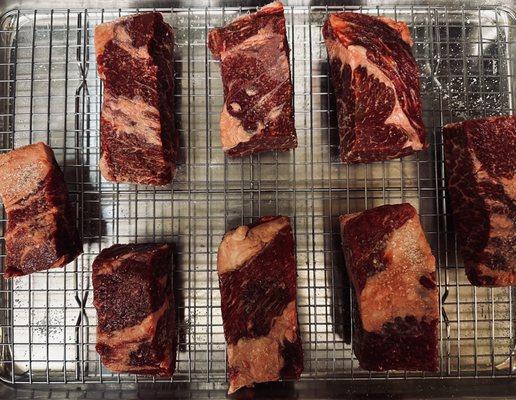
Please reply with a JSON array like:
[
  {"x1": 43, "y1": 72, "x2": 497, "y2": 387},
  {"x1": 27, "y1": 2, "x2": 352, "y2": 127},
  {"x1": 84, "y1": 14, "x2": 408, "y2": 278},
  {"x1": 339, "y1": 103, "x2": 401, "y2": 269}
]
[
  {"x1": 323, "y1": 12, "x2": 426, "y2": 163},
  {"x1": 217, "y1": 216, "x2": 303, "y2": 394},
  {"x1": 95, "y1": 12, "x2": 176, "y2": 186},
  {"x1": 444, "y1": 115, "x2": 515, "y2": 287},
  {"x1": 93, "y1": 243, "x2": 176, "y2": 375},
  {"x1": 340, "y1": 203, "x2": 439, "y2": 371},
  {"x1": 0, "y1": 143, "x2": 82, "y2": 278},
  {"x1": 208, "y1": 1, "x2": 297, "y2": 157}
]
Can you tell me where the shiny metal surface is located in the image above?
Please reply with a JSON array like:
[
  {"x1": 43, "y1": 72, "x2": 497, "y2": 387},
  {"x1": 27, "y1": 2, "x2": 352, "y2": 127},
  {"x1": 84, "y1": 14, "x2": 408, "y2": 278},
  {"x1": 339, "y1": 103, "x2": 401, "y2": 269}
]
[{"x1": 0, "y1": 2, "x2": 514, "y2": 397}]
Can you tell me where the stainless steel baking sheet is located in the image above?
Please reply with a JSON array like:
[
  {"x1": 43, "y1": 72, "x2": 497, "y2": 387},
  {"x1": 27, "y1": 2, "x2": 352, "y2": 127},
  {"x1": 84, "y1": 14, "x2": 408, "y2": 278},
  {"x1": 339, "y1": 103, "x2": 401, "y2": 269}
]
[{"x1": 0, "y1": 4, "x2": 514, "y2": 386}]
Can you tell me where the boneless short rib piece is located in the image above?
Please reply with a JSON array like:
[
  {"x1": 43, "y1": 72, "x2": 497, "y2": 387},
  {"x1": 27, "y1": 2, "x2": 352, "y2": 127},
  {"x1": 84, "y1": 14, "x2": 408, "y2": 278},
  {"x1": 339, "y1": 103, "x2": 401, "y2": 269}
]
[
  {"x1": 95, "y1": 13, "x2": 176, "y2": 186},
  {"x1": 0, "y1": 143, "x2": 82, "y2": 278},
  {"x1": 93, "y1": 243, "x2": 176, "y2": 375},
  {"x1": 340, "y1": 204, "x2": 439, "y2": 371},
  {"x1": 323, "y1": 13, "x2": 426, "y2": 163},
  {"x1": 217, "y1": 216, "x2": 303, "y2": 394},
  {"x1": 208, "y1": 1, "x2": 297, "y2": 157},
  {"x1": 444, "y1": 116, "x2": 515, "y2": 287}
]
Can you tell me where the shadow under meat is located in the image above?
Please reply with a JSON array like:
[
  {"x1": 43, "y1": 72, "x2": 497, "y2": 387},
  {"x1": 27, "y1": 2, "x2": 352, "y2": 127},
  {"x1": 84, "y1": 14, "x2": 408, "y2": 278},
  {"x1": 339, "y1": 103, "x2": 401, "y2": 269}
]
[
  {"x1": 63, "y1": 153, "x2": 107, "y2": 245},
  {"x1": 172, "y1": 243, "x2": 187, "y2": 353},
  {"x1": 323, "y1": 210, "x2": 352, "y2": 344},
  {"x1": 318, "y1": 58, "x2": 341, "y2": 161},
  {"x1": 318, "y1": 58, "x2": 352, "y2": 343}
]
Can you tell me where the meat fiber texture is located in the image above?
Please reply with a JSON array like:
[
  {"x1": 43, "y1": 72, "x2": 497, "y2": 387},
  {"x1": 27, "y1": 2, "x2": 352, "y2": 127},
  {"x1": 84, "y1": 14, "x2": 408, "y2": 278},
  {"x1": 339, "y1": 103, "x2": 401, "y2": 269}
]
[
  {"x1": 217, "y1": 216, "x2": 303, "y2": 394},
  {"x1": 323, "y1": 12, "x2": 426, "y2": 163},
  {"x1": 95, "y1": 12, "x2": 177, "y2": 186},
  {"x1": 444, "y1": 115, "x2": 515, "y2": 287},
  {"x1": 340, "y1": 204, "x2": 439, "y2": 371},
  {"x1": 0, "y1": 143, "x2": 82, "y2": 278},
  {"x1": 208, "y1": 1, "x2": 297, "y2": 157},
  {"x1": 93, "y1": 243, "x2": 176, "y2": 375}
]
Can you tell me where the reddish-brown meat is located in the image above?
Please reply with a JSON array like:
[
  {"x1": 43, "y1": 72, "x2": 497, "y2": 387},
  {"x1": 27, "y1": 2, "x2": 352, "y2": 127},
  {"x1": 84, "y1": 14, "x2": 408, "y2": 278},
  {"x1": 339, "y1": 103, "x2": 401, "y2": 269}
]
[
  {"x1": 444, "y1": 115, "x2": 515, "y2": 287},
  {"x1": 0, "y1": 143, "x2": 82, "y2": 278},
  {"x1": 208, "y1": 1, "x2": 297, "y2": 157},
  {"x1": 93, "y1": 243, "x2": 176, "y2": 375},
  {"x1": 95, "y1": 12, "x2": 177, "y2": 185},
  {"x1": 323, "y1": 13, "x2": 426, "y2": 163},
  {"x1": 340, "y1": 204, "x2": 439, "y2": 371},
  {"x1": 217, "y1": 216, "x2": 303, "y2": 394}
]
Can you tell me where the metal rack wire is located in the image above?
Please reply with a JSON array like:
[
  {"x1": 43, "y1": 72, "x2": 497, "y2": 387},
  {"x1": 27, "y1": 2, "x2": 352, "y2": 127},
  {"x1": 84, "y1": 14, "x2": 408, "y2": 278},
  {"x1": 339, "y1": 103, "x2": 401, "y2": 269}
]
[{"x1": 0, "y1": 4, "x2": 514, "y2": 385}]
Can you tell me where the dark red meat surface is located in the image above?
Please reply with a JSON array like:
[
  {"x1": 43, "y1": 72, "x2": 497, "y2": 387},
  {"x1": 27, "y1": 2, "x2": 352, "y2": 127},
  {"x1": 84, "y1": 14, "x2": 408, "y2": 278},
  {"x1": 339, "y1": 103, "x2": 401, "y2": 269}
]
[
  {"x1": 323, "y1": 12, "x2": 426, "y2": 163},
  {"x1": 93, "y1": 243, "x2": 176, "y2": 375},
  {"x1": 340, "y1": 204, "x2": 439, "y2": 371},
  {"x1": 208, "y1": 1, "x2": 297, "y2": 157},
  {"x1": 217, "y1": 216, "x2": 302, "y2": 393},
  {"x1": 95, "y1": 12, "x2": 176, "y2": 185},
  {"x1": 444, "y1": 115, "x2": 515, "y2": 287},
  {"x1": 0, "y1": 143, "x2": 82, "y2": 278}
]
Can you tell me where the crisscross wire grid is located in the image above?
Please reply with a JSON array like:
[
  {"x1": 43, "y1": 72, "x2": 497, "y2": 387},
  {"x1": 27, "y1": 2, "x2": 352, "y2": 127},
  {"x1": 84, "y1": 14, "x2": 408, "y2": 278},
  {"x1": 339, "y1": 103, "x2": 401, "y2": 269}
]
[{"x1": 0, "y1": 5, "x2": 514, "y2": 385}]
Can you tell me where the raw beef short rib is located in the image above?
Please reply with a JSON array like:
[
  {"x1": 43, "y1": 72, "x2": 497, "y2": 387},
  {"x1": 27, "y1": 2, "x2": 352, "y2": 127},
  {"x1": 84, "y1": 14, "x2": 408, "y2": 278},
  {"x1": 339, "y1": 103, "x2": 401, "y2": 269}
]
[
  {"x1": 0, "y1": 143, "x2": 82, "y2": 278},
  {"x1": 208, "y1": 1, "x2": 297, "y2": 157},
  {"x1": 95, "y1": 12, "x2": 176, "y2": 186},
  {"x1": 444, "y1": 116, "x2": 515, "y2": 287},
  {"x1": 93, "y1": 243, "x2": 176, "y2": 375},
  {"x1": 340, "y1": 204, "x2": 439, "y2": 371},
  {"x1": 323, "y1": 12, "x2": 426, "y2": 163},
  {"x1": 217, "y1": 216, "x2": 303, "y2": 394}
]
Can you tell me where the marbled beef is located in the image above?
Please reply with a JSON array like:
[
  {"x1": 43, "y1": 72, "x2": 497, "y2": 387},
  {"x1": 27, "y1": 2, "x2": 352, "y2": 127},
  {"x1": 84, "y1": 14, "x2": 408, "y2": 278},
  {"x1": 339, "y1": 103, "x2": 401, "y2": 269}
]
[
  {"x1": 340, "y1": 204, "x2": 439, "y2": 371},
  {"x1": 93, "y1": 243, "x2": 176, "y2": 375},
  {"x1": 208, "y1": 1, "x2": 297, "y2": 157},
  {"x1": 0, "y1": 143, "x2": 82, "y2": 278},
  {"x1": 444, "y1": 116, "x2": 515, "y2": 287},
  {"x1": 217, "y1": 216, "x2": 302, "y2": 394},
  {"x1": 323, "y1": 13, "x2": 426, "y2": 163},
  {"x1": 95, "y1": 13, "x2": 176, "y2": 186}
]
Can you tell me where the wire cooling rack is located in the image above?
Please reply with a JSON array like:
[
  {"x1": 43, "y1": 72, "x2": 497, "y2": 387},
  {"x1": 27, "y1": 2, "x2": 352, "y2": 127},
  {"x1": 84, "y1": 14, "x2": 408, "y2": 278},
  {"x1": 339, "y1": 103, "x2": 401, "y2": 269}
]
[{"x1": 0, "y1": 4, "x2": 514, "y2": 385}]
